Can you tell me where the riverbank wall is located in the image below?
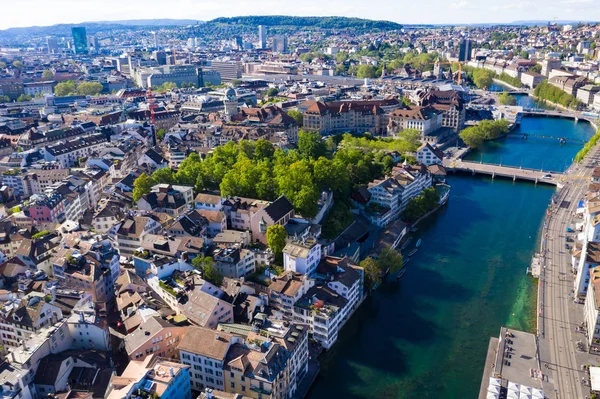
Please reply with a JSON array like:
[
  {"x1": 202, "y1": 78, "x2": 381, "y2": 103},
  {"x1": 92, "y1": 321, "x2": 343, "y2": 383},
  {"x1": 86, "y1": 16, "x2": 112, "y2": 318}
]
[{"x1": 492, "y1": 78, "x2": 522, "y2": 92}]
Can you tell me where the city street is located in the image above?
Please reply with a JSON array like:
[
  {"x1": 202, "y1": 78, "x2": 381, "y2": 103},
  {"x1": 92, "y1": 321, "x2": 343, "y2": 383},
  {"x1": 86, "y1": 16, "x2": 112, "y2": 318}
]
[{"x1": 538, "y1": 145, "x2": 600, "y2": 399}]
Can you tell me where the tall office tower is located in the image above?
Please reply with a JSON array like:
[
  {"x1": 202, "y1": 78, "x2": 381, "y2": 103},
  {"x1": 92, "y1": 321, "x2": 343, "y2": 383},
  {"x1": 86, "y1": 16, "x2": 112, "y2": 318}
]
[
  {"x1": 234, "y1": 36, "x2": 243, "y2": 50},
  {"x1": 153, "y1": 31, "x2": 159, "y2": 49},
  {"x1": 258, "y1": 25, "x2": 266, "y2": 49},
  {"x1": 458, "y1": 39, "x2": 472, "y2": 62},
  {"x1": 88, "y1": 35, "x2": 99, "y2": 50},
  {"x1": 46, "y1": 37, "x2": 58, "y2": 53},
  {"x1": 272, "y1": 35, "x2": 288, "y2": 53},
  {"x1": 71, "y1": 27, "x2": 88, "y2": 54}
]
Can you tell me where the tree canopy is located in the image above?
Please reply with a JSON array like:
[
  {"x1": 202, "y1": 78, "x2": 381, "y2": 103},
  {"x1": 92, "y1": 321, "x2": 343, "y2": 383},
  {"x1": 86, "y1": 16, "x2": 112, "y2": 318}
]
[
  {"x1": 76, "y1": 81, "x2": 103, "y2": 96},
  {"x1": 132, "y1": 173, "x2": 154, "y2": 202},
  {"x1": 534, "y1": 80, "x2": 582, "y2": 109},
  {"x1": 498, "y1": 92, "x2": 517, "y2": 105},
  {"x1": 459, "y1": 119, "x2": 510, "y2": 149},
  {"x1": 266, "y1": 225, "x2": 287, "y2": 264},
  {"x1": 287, "y1": 110, "x2": 303, "y2": 127},
  {"x1": 54, "y1": 81, "x2": 76, "y2": 96}
]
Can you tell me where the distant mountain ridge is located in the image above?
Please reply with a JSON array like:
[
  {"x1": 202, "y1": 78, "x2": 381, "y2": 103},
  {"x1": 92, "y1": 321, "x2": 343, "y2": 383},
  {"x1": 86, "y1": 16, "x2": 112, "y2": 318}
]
[
  {"x1": 0, "y1": 19, "x2": 203, "y2": 39},
  {"x1": 210, "y1": 15, "x2": 403, "y2": 30}
]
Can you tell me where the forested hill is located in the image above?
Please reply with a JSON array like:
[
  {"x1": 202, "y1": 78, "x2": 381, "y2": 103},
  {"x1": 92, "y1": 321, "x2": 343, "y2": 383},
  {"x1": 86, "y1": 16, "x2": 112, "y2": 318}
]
[{"x1": 210, "y1": 16, "x2": 403, "y2": 30}]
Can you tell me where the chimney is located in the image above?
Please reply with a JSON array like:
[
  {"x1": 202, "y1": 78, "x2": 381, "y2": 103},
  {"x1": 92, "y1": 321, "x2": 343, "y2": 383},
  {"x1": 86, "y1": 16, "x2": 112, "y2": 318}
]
[{"x1": 169, "y1": 367, "x2": 174, "y2": 377}]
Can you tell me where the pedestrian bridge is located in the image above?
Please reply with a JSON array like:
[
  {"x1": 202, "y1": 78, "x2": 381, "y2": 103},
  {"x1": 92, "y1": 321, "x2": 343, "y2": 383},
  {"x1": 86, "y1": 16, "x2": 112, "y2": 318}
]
[
  {"x1": 443, "y1": 159, "x2": 563, "y2": 185},
  {"x1": 506, "y1": 132, "x2": 587, "y2": 144}
]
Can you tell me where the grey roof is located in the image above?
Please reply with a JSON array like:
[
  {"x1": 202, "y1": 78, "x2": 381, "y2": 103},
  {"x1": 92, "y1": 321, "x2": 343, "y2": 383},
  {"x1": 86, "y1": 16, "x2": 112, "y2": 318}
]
[{"x1": 124, "y1": 316, "x2": 174, "y2": 354}]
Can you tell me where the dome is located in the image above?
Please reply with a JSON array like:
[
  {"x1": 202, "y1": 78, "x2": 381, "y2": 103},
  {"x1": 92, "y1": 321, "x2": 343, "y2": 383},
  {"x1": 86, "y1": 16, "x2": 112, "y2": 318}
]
[{"x1": 225, "y1": 88, "x2": 237, "y2": 101}]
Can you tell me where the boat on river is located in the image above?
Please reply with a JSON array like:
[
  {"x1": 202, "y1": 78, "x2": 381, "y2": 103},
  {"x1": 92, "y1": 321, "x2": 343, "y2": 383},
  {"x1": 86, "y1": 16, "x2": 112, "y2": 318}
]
[
  {"x1": 395, "y1": 269, "x2": 407, "y2": 280},
  {"x1": 402, "y1": 258, "x2": 411, "y2": 267},
  {"x1": 400, "y1": 237, "x2": 413, "y2": 251},
  {"x1": 415, "y1": 239, "x2": 422, "y2": 248},
  {"x1": 408, "y1": 248, "x2": 418, "y2": 257}
]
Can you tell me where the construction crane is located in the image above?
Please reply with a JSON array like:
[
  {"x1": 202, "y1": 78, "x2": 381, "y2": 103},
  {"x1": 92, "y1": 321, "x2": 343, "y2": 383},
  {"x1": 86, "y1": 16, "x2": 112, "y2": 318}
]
[
  {"x1": 147, "y1": 87, "x2": 157, "y2": 125},
  {"x1": 432, "y1": 60, "x2": 465, "y2": 85}
]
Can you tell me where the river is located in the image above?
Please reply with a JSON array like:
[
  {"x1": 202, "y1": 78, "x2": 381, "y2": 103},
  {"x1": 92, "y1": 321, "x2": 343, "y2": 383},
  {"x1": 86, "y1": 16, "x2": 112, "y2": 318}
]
[{"x1": 307, "y1": 109, "x2": 596, "y2": 398}]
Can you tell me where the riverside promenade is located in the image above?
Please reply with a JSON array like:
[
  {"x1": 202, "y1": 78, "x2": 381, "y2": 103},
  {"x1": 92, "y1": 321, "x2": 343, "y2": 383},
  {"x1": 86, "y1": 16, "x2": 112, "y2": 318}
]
[{"x1": 535, "y1": 144, "x2": 600, "y2": 399}]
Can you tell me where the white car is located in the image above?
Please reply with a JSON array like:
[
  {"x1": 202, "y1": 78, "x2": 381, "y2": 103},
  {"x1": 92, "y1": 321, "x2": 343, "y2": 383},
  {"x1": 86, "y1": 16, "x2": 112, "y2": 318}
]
[{"x1": 542, "y1": 174, "x2": 552, "y2": 179}]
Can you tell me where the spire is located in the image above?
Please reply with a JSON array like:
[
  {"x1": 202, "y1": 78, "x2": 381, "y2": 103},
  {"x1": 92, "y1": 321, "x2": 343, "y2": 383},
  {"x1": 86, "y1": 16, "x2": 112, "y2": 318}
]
[{"x1": 381, "y1": 62, "x2": 386, "y2": 78}]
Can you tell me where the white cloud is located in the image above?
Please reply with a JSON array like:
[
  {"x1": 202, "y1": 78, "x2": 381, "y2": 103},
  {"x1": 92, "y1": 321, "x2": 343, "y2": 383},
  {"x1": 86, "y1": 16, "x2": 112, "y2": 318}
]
[{"x1": 451, "y1": 0, "x2": 470, "y2": 8}]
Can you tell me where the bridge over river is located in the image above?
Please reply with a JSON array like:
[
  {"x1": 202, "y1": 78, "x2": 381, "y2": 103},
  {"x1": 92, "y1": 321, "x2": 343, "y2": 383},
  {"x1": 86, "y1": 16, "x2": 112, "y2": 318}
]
[{"x1": 443, "y1": 158, "x2": 563, "y2": 185}]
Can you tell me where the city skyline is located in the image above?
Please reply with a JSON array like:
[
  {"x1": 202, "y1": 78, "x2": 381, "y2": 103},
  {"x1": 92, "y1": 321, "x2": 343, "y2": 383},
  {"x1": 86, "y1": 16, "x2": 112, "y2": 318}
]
[{"x1": 0, "y1": 0, "x2": 599, "y2": 30}]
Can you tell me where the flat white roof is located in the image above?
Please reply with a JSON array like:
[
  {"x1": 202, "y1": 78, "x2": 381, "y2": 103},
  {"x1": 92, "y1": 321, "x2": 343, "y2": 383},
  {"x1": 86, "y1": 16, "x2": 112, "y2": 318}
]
[{"x1": 590, "y1": 366, "x2": 600, "y2": 391}]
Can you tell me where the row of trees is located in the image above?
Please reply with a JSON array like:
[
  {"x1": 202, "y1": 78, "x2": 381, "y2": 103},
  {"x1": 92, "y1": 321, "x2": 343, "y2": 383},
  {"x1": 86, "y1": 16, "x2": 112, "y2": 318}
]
[
  {"x1": 54, "y1": 81, "x2": 103, "y2": 96},
  {"x1": 459, "y1": 119, "x2": 511, "y2": 148},
  {"x1": 498, "y1": 92, "x2": 517, "y2": 105},
  {"x1": 402, "y1": 187, "x2": 440, "y2": 223},
  {"x1": 533, "y1": 80, "x2": 582, "y2": 109},
  {"x1": 133, "y1": 131, "x2": 416, "y2": 219},
  {"x1": 496, "y1": 72, "x2": 523, "y2": 88},
  {"x1": 359, "y1": 248, "x2": 404, "y2": 290},
  {"x1": 575, "y1": 129, "x2": 600, "y2": 162}
]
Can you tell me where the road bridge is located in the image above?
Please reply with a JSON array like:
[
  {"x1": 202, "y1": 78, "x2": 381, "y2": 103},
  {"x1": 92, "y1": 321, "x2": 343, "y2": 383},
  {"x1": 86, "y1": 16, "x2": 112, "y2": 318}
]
[{"x1": 443, "y1": 159, "x2": 562, "y2": 185}]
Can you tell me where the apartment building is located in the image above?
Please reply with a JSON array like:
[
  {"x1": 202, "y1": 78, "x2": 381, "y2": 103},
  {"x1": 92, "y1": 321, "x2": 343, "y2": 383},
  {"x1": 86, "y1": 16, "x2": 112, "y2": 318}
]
[
  {"x1": 108, "y1": 355, "x2": 192, "y2": 399},
  {"x1": 302, "y1": 98, "x2": 401, "y2": 135},
  {"x1": 179, "y1": 327, "x2": 243, "y2": 392},
  {"x1": 387, "y1": 106, "x2": 443, "y2": 140},
  {"x1": 137, "y1": 184, "x2": 194, "y2": 217},
  {"x1": 43, "y1": 133, "x2": 109, "y2": 168},
  {"x1": 124, "y1": 316, "x2": 188, "y2": 362}
]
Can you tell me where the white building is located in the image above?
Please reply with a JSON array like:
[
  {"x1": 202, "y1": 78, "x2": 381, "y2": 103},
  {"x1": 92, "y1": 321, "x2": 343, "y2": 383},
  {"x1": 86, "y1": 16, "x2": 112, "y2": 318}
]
[
  {"x1": 416, "y1": 143, "x2": 444, "y2": 166},
  {"x1": 283, "y1": 238, "x2": 322, "y2": 276}
]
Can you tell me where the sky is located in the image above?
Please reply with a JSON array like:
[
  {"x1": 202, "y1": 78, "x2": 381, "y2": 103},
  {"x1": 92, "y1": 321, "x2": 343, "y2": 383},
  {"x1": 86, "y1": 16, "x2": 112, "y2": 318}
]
[{"x1": 0, "y1": 0, "x2": 599, "y2": 29}]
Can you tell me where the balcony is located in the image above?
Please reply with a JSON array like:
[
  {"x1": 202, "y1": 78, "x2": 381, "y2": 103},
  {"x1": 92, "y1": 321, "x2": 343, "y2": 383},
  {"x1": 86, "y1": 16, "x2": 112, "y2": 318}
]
[{"x1": 250, "y1": 385, "x2": 273, "y2": 395}]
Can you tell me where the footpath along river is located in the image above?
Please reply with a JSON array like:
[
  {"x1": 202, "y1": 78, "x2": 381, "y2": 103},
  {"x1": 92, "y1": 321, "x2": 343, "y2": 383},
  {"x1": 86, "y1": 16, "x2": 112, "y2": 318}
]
[{"x1": 307, "y1": 109, "x2": 596, "y2": 398}]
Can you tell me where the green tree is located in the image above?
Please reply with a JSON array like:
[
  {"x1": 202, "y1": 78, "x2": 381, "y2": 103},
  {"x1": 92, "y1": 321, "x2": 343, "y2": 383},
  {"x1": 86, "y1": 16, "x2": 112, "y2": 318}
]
[
  {"x1": 266, "y1": 224, "x2": 287, "y2": 264},
  {"x1": 231, "y1": 79, "x2": 242, "y2": 87},
  {"x1": 287, "y1": 110, "x2": 303, "y2": 127},
  {"x1": 498, "y1": 92, "x2": 517, "y2": 105},
  {"x1": 0, "y1": 62, "x2": 6, "y2": 69},
  {"x1": 11, "y1": 61, "x2": 23, "y2": 70},
  {"x1": 254, "y1": 139, "x2": 275, "y2": 160},
  {"x1": 151, "y1": 168, "x2": 174, "y2": 184},
  {"x1": 297, "y1": 130, "x2": 327, "y2": 160},
  {"x1": 472, "y1": 68, "x2": 494, "y2": 89},
  {"x1": 312, "y1": 157, "x2": 350, "y2": 198},
  {"x1": 530, "y1": 64, "x2": 542, "y2": 73},
  {"x1": 156, "y1": 128, "x2": 166, "y2": 140},
  {"x1": 275, "y1": 160, "x2": 319, "y2": 218},
  {"x1": 356, "y1": 64, "x2": 378, "y2": 78},
  {"x1": 41, "y1": 70, "x2": 54, "y2": 79},
  {"x1": 175, "y1": 153, "x2": 203, "y2": 187},
  {"x1": 192, "y1": 256, "x2": 222, "y2": 285},
  {"x1": 155, "y1": 82, "x2": 178, "y2": 91},
  {"x1": 54, "y1": 81, "x2": 76, "y2": 96},
  {"x1": 378, "y1": 247, "x2": 403, "y2": 274},
  {"x1": 0, "y1": 95, "x2": 9, "y2": 103},
  {"x1": 265, "y1": 87, "x2": 279, "y2": 97},
  {"x1": 76, "y1": 82, "x2": 103, "y2": 96},
  {"x1": 132, "y1": 173, "x2": 154, "y2": 202},
  {"x1": 360, "y1": 257, "x2": 382, "y2": 290},
  {"x1": 396, "y1": 128, "x2": 422, "y2": 152},
  {"x1": 335, "y1": 52, "x2": 348, "y2": 63},
  {"x1": 16, "y1": 94, "x2": 31, "y2": 102},
  {"x1": 459, "y1": 126, "x2": 485, "y2": 148}
]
